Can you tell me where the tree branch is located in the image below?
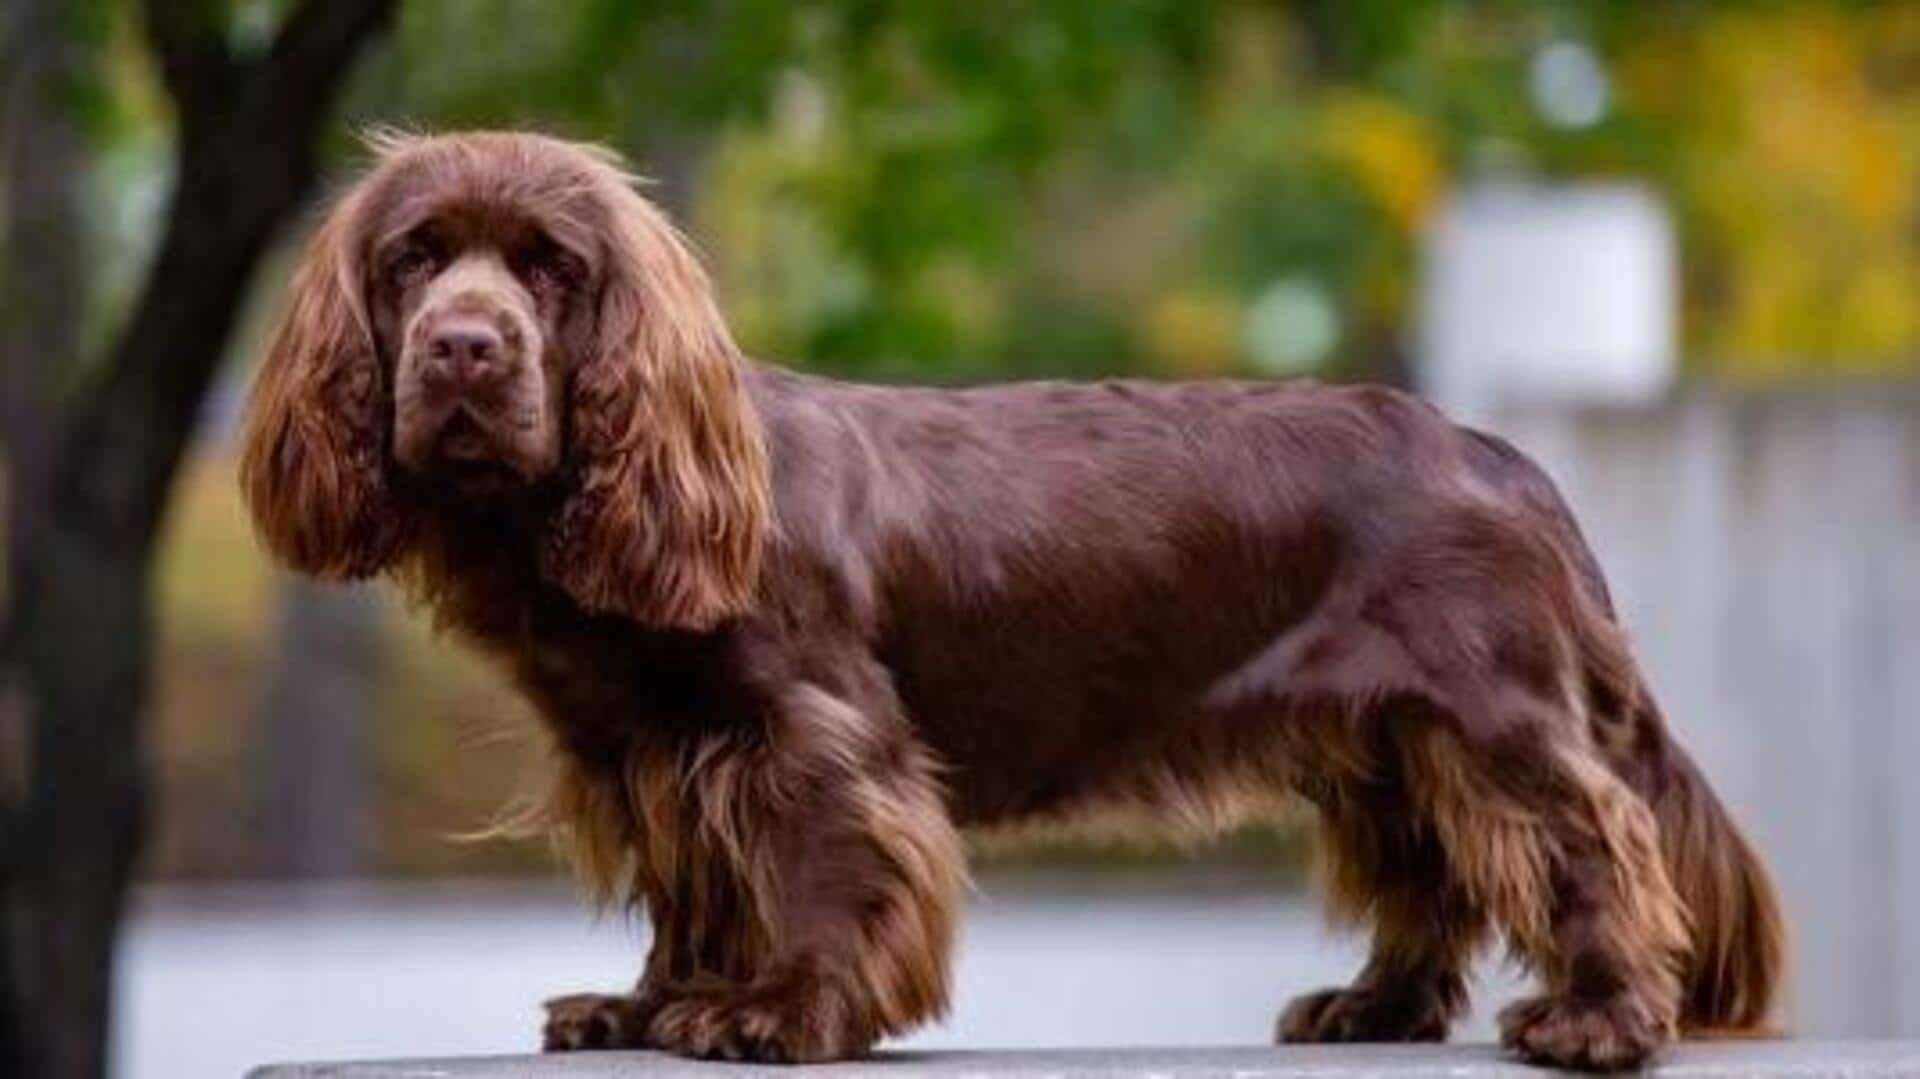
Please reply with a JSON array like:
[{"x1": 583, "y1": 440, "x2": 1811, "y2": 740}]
[
  {"x1": 263, "y1": 0, "x2": 401, "y2": 103},
  {"x1": 55, "y1": 0, "x2": 400, "y2": 547},
  {"x1": 139, "y1": 0, "x2": 234, "y2": 117}
]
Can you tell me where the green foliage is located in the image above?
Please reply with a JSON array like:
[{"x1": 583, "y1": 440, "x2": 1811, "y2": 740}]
[
  {"x1": 77, "y1": 0, "x2": 1918, "y2": 384},
  {"x1": 678, "y1": 1, "x2": 1915, "y2": 380}
]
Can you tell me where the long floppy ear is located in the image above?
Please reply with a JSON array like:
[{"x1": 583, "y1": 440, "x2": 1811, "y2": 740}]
[
  {"x1": 238, "y1": 186, "x2": 404, "y2": 579},
  {"x1": 540, "y1": 171, "x2": 771, "y2": 630}
]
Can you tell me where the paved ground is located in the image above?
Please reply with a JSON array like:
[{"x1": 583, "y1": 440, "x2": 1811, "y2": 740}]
[{"x1": 250, "y1": 1042, "x2": 1920, "y2": 1079}]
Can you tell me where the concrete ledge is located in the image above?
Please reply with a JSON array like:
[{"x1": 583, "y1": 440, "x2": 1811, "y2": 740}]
[{"x1": 249, "y1": 1043, "x2": 1920, "y2": 1078}]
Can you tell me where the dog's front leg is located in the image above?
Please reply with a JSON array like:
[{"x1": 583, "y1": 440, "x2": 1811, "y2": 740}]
[
  {"x1": 550, "y1": 681, "x2": 965, "y2": 1062},
  {"x1": 539, "y1": 886, "x2": 708, "y2": 1054}
]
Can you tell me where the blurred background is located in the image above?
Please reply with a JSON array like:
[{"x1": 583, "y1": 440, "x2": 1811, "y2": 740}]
[{"x1": 1, "y1": 2, "x2": 1916, "y2": 1077}]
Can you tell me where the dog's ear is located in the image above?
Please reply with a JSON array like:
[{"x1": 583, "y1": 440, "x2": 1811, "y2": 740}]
[
  {"x1": 239, "y1": 185, "x2": 405, "y2": 579},
  {"x1": 540, "y1": 168, "x2": 771, "y2": 630}
]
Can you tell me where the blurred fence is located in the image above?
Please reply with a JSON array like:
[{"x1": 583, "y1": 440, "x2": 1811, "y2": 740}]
[{"x1": 1488, "y1": 386, "x2": 1920, "y2": 1038}]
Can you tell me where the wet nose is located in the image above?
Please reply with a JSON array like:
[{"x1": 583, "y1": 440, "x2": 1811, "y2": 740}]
[{"x1": 427, "y1": 319, "x2": 505, "y2": 381}]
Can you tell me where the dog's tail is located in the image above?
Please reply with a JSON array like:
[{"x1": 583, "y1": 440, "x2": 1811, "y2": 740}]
[{"x1": 1638, "y1": 711, "x2": 1786, "y2": 1034}]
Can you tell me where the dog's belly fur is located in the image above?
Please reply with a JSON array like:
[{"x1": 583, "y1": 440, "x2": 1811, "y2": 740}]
[{"x1": 880, "y1": 563, "x2": 1349, "y2": 831}]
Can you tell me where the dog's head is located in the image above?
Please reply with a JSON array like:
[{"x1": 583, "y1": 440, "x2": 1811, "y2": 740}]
[{"x1": 239, "y1": 131, "x2": 769, "y2": 629}]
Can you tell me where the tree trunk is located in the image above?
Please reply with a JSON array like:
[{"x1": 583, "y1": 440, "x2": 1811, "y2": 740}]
[
  {"x1": 6, "y1": 538, "x2": 148, "y2": 1079},
  {"x1": 1, "y1": 0, "x2": 101, "y2": 1072},
  {"x1": 0, "y1": 3, "x2": 398, "y2": 1075}
]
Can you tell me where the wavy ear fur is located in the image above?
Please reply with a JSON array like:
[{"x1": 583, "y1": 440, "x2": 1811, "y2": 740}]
[
  {"x1": 239, "y1": 186, "x2": 404, "y2": 579},
  {"x1": 541, "y1": 166, "x2": 771, "y2": 630}
]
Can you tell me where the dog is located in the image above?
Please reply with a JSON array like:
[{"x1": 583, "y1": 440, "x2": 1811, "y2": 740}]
[{"x1": 239, "y1": 130, "x2": 1783, "y2": 1069}]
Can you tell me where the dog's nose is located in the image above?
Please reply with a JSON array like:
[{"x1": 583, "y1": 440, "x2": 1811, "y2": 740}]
[{"x1": 427, "y1": 319, "x2": 506, "y2": 381}]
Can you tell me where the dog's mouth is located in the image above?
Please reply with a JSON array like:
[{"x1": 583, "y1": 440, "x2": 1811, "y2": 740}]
[
  {"x1": 436, "y1": 410, "x2": 496, "y2": 462},
  {"x1": 429, "y1": 411, "x2": 525, "y2": 493}
]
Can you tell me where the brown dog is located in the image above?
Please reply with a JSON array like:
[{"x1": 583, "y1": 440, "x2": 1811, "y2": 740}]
[{"x1": 239, "y1": 131, "x2": 1783, "y2": 1070}]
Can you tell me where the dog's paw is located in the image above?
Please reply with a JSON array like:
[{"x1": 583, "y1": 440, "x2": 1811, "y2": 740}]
[
  {"x1": 1276, "y1": 985, "x2": 1452, "y2": 1043},
  {"x1": 1497, "y1": 993, "x2": 1668, "y2": 1072},
  {"x1": 542, "y1": 992, "x2": 651, "y2": 1052},
  {"x1": 646, "y1": 977, "x2": 872, "y2": 1063}
]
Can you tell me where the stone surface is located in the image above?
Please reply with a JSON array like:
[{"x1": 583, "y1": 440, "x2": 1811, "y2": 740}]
[{"x1": 250, "y1": 1042, "x2": 1920, "y2": 1078}]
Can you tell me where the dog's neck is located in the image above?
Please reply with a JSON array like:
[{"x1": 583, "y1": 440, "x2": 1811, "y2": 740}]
[{"x1": 398, "y1": 493, "x2": 738, "y2": 671}]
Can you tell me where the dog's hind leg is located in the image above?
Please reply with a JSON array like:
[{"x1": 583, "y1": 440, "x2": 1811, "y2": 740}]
[
  {"x1": 1397, "y1": 687, "x2": 1690, "y2": 1070},
  {"x1": 1295, "y1": 500, "x2": 1694, "y2": 1069},
  {"x1": 1278, "y1": 771, "x2": 1487, "y2": 1043}
]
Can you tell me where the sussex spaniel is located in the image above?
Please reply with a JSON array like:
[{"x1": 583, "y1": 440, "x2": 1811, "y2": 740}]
[{"x1": 239, "y1": 131, "x2": 1783, "y2": 1070}]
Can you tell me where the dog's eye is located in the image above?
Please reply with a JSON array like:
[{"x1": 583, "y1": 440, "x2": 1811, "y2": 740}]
[
  {"x1": 514, "y1": 240, "x2": 585, "y2": 293},
  {"x1": 387, "y1": 239, "x2": 442, "y2": 285}
]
